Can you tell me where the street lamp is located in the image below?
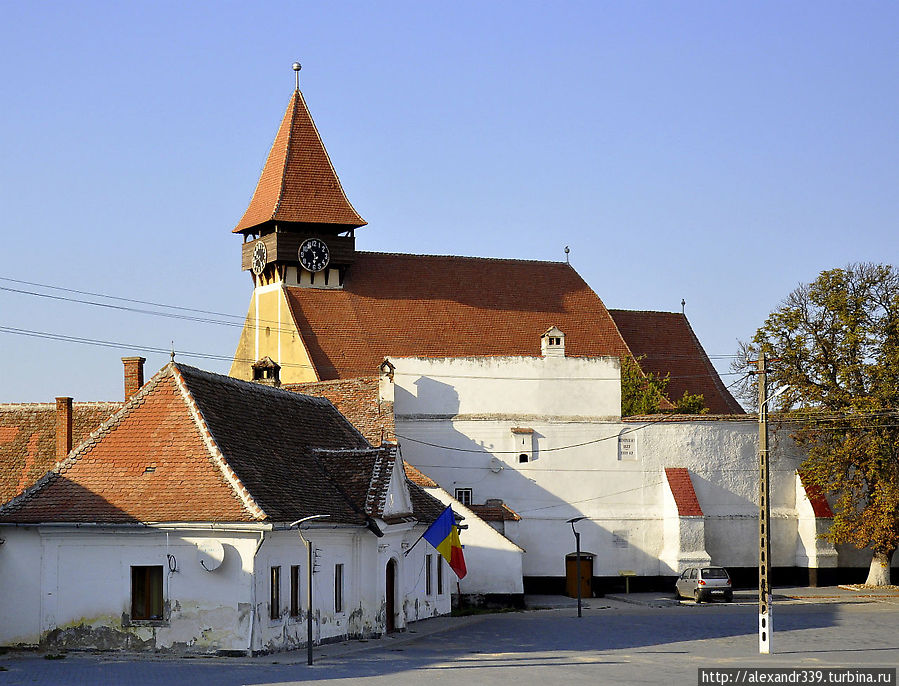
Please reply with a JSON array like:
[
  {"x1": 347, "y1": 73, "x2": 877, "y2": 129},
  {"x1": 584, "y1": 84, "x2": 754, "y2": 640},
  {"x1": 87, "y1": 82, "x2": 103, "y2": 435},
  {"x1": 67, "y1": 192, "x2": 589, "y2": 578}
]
[
  {"x1": 567, "y1": 516, "x2": 587, "y2": 618},
  {"x1": 290, "y1": 514, "x2": 330, "y2": 665}
]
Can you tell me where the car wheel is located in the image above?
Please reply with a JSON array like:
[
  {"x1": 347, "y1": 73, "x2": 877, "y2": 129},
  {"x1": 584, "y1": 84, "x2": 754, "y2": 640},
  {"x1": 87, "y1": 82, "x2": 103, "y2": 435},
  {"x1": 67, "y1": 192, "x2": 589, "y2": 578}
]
[
  {"x1": 674, "y1": 588, "x2": 681, "y2": 599},
  {"x1": 725, "y1": 591, "x2": 733, "y2": 602},
  {"x1": 694, "y1": 589, "x2": 702, "y2": 604}
]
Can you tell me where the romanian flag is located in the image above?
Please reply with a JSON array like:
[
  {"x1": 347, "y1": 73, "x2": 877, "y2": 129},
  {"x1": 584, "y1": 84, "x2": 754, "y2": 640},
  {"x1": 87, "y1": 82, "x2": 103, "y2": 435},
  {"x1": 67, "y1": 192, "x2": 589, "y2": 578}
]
[{"x1": 423, "y1": 505, "x2": 467, "y2": 579}]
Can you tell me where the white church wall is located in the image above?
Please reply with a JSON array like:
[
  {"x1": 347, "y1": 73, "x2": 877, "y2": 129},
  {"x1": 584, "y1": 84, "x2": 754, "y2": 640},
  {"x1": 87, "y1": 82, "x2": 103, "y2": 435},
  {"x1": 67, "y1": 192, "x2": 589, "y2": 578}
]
[
  {"x1": 391, "y1": 356, "x2": 621, "y2": 419},
  {"x1": 389, "y1": 354, "x2": 821, "y2": 585}
]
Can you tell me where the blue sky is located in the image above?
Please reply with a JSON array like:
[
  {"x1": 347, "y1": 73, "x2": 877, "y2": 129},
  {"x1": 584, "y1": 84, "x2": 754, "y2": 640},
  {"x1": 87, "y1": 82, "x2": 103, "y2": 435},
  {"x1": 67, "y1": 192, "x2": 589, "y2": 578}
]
[{"x1": 1, "y1": 1, "x2": 896, "y2": 402}]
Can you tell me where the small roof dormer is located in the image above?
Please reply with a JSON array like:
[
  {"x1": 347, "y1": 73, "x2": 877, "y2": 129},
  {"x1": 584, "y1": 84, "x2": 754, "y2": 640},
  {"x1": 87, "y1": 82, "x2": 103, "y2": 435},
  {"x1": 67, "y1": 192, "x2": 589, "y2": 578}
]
[{"x1": 541, "y1": 326, "x2": 565, "y2": 357}]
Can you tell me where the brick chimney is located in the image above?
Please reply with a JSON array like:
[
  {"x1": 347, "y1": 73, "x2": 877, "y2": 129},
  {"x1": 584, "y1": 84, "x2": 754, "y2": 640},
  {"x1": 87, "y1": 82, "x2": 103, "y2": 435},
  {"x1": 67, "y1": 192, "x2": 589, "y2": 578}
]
[
  {"x1": 122, "y1": 356, "x2": 146, "y2": 401},
  {"x1": 55, "y1": 397, "x2": 73, "y2": 460}
]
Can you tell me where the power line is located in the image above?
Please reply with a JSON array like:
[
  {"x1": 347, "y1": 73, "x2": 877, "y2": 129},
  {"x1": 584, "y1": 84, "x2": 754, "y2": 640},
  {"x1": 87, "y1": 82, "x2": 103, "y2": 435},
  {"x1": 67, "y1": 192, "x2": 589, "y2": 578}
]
[{"x1": 0, "y1": 275, "x2": 747, "y2": 359}]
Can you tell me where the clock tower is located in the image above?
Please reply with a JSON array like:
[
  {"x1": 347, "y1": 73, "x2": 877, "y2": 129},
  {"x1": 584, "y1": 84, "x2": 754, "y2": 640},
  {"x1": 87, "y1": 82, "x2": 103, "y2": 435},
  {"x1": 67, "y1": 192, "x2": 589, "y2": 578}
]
[{"x1": 230, "y1": 67, "x2": 366, "y2": 383}]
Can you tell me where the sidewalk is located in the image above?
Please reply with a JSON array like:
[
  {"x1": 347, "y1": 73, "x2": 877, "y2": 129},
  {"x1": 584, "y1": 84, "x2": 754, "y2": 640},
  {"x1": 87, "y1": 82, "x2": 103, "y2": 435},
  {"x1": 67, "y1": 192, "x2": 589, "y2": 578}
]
[{"x1": 529, "y1": 585, "x2": 899, "y2": 609}]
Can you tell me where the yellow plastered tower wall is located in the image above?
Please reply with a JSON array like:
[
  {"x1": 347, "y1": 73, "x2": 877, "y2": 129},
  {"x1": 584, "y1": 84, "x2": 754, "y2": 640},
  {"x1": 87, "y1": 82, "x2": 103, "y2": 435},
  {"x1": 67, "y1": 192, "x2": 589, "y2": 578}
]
[{"x1": 229, "y1": 284, "x2": 318, "y2": 384}]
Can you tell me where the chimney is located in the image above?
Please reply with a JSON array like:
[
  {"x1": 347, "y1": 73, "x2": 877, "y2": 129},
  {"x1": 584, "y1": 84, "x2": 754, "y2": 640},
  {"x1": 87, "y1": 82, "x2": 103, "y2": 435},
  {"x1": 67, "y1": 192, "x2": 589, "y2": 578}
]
[
  {"x1": 122, "y1": 356, "x2": 146, "y2": 401},
  {"x1": 55, "y1": 397, "x2": 73, "y2": 460}
]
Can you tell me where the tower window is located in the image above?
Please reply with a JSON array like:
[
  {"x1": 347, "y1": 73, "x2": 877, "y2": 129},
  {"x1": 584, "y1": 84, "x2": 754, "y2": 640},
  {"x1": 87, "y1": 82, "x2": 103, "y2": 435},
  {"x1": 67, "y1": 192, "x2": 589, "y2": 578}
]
[{"x1": 519, "y1": 453, "x2": 529, "y2": 463}]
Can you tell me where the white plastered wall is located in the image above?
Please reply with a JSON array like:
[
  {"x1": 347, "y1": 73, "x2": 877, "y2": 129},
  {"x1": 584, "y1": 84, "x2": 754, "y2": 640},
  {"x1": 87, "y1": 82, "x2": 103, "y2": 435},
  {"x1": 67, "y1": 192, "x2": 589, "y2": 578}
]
[
  {"x1": 793, "y1": 474, "x2": 837, "y2": 570},
  {"x1": 421, "y1": 487, "x2": 524, "y2": 596},
  {"x1": 388, "y1": 355, "x2": 809, "y2": 581}
]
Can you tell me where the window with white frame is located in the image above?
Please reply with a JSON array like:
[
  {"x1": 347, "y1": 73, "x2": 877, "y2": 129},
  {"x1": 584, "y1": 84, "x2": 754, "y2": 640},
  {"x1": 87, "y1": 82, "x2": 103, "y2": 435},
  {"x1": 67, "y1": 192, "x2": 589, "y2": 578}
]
[{"x1": 454, "y1": 488, "x2": 472, "y2": 506}]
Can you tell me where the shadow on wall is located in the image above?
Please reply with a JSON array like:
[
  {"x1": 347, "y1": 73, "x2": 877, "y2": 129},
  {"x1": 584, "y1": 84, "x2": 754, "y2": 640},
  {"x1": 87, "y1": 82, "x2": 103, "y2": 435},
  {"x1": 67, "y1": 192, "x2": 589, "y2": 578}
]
[{"x1": 396, "y1": 377, "x2": 666, "y2": 596}]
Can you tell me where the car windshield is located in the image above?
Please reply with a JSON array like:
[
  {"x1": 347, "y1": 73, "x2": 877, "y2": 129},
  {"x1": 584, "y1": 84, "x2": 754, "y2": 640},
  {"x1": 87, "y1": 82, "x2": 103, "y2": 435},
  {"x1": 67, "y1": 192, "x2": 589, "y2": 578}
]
[{"x1": 701, "y1": 567, "x2": 728, "y2": 579}]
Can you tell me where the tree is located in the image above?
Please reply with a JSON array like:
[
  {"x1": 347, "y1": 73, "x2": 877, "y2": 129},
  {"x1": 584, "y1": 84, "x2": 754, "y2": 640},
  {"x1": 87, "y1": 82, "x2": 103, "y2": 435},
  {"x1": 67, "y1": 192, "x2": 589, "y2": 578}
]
[
  {"x1": 742, "y1": 263, "x2": 899, "y2": 585},
  {"x1": 620, "y1": 356, "x2": 708, "y2": 417}
]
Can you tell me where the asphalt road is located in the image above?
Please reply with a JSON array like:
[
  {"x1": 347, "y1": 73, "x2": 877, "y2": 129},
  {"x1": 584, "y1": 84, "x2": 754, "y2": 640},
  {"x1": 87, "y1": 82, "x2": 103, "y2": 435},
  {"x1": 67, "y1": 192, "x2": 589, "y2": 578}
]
[{"x1": 1, "y1": 592, "x2": 897, "y2": 685}]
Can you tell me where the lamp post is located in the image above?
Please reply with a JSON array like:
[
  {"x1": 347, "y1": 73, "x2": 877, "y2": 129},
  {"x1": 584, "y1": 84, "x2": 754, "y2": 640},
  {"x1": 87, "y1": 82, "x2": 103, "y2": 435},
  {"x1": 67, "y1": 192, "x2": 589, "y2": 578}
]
[
  {"x1": 567, "y1": 516, "x2": 587, "y2": 618},
  {"x1": 290, "y1": 514, "x2": 330, "y2": 665}
]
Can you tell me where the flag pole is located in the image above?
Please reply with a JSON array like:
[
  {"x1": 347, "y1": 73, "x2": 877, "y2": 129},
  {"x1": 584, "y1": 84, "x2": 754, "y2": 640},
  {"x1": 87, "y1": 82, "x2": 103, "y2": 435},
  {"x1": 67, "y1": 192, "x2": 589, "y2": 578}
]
[{"x1": 403, "y1": 528, "x2": 429, "y2": 557}]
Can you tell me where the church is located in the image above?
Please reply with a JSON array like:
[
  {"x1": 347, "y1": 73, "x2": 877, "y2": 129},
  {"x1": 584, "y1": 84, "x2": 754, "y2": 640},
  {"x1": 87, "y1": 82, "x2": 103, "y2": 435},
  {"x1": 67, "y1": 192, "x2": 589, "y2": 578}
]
[{"x1": 223, "y1": 76, "x2": 856, "y2": 598}]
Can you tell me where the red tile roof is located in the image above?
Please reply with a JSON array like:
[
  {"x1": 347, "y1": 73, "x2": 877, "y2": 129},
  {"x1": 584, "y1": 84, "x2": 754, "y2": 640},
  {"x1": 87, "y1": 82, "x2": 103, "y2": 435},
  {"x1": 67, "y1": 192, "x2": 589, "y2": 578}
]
[
  {"x1": 403, "y1": 461, "x2": 438, "y2": 489},
  {"x1": 285, "y1": 252, "x2": 634, "y2": 379},
  {"x1": 0, "y1": 364, "x2": 444, "y2": 526},
  {"x1": 608, "y1": 309, "x2": 744, "y2": 415},
  {"x1": 798, "y1": 471, "x2": 833, "y2": 518},
  {"x1": 664, "y1": 467, "x2": 703, "y2": 517},
  {"x1": 284, "y1": 376, "x2": 394, "y2": 446},
  {"x1": 469, "y1": 501, "x2": 521, "y2": 522},
  {"x1": 0, "y1": 402, "x2": 121, "y2": 505},
  {"x1": 234, "y1": 90, "x2": 366, "y2": 233}
]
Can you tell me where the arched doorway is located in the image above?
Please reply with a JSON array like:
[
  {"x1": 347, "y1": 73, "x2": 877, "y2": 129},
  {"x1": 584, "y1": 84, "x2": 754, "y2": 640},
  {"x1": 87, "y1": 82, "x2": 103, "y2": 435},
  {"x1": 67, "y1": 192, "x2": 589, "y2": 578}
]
[{"x1": 385, "y1": 559, "x2": 398, "y2": 633}]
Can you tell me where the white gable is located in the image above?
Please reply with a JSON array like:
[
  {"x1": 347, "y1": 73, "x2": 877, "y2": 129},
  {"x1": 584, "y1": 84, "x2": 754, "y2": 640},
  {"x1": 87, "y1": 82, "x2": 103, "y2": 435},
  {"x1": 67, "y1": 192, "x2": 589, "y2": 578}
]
[{"x1": 382, "y1": 456, "x2": 413, "y2": 517}]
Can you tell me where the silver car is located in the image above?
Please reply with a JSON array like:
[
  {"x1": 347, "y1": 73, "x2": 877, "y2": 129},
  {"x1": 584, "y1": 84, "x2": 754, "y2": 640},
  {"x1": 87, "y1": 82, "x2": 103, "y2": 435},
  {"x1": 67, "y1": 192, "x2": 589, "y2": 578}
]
[{"x1": 675, "y1": 566, "x2": 733, "y2": 603}]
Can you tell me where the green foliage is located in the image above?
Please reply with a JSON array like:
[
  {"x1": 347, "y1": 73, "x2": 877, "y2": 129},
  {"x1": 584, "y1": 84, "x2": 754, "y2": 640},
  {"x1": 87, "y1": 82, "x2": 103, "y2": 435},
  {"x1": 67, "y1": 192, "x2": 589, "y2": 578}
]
[
  {"x1": 744, "y1": 263, "x2": 899, "y2": 573},
  {"x1": 675, "y1": 390, "x2": 709, "y2": 415},
  {"x1": 621, "y1": 356, "x2": 667, "y2": 416},
  {"x1": 620, "y1": 356, "x2": 708, "y2": 416}
]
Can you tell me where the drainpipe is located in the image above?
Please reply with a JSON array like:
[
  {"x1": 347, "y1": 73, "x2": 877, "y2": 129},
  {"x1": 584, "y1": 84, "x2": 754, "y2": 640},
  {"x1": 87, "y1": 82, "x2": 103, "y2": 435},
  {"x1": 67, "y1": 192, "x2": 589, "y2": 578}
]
[{"x1": 247, "y1": 531, "x2": 267, "y2": 655}]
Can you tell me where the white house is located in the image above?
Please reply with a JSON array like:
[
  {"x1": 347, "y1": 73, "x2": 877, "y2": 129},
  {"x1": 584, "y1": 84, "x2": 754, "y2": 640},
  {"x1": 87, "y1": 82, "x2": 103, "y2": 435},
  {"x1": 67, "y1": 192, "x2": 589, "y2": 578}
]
[{"x1": 0, "y1": 362, "x2": 451, "y2": 654}]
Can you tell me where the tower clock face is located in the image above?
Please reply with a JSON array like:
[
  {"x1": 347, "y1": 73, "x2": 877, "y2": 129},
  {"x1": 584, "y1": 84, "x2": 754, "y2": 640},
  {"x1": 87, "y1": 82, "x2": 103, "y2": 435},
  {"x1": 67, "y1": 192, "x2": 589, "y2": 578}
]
[
  {"x1": 298, "y1": 238, "x2": 330, "y2": 272},
  {"x1": 251, "y1": 241, "x2": 267, "y2": 275}
]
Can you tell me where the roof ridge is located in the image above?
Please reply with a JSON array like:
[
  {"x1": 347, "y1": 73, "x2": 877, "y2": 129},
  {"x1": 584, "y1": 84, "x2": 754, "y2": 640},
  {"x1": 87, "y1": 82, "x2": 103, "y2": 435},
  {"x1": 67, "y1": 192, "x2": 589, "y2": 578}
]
[
  {"x1": 271, "y1": 90, "x2": 298, "y2": 221},
  {"x1": 356, "y1": 250, "x2": 570, "y2": 266},
  {"x1": 175, "y1": 362, "x2": 332, "y2": 406},
  {"x1": 0, "y1": 401, "x2": 123, "y2": 409},
  {"x1": 0, "y1": 365, "x2": 177, "y2": 517},
  {"x1": 170, "y1": 365, "x2": 268, "y2": 521},
  {"x1": 607, "y1": 308, "x2": 683, "y2": 316}
]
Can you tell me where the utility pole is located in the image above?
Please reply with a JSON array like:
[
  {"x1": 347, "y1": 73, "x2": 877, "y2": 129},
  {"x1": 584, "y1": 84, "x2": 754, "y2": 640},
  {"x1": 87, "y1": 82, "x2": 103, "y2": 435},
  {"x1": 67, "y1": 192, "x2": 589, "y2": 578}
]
[{"x1": 757, "y1": 352, "x2": 772, "y2": 654}]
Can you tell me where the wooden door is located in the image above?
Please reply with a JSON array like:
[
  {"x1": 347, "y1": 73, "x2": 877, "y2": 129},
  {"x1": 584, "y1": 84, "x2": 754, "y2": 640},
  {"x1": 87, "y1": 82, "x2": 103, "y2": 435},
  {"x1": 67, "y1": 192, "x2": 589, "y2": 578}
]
[{"x1": 565, "y1": 555, "x2": 593, "y2": 598}]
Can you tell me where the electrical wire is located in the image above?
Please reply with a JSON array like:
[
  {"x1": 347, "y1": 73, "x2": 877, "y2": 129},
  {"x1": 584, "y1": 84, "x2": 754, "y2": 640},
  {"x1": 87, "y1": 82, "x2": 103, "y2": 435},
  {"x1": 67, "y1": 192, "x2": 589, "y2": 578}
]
[{"x1": 0, "y1": 275, "x2": 747, "y2": 360}]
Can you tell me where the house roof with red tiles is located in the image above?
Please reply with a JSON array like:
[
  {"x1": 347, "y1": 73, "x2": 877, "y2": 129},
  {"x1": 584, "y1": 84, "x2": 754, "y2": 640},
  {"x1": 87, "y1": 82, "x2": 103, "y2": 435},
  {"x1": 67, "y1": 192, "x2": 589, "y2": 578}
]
[
  {"x1": 285, "y1": 252, "x2": 634, "y2": 380},
  {"x1": 469, "y1": 501, "x2": 521, "y2": 523},
  {"x1": 234, "y1": 89, "x2": 366, "y2": 233},
  {"x1": 0, "y1": 364, "x2": 442, "y2": 526},
  {"x1": 664, "y1": 467, "x2": 704, "y2": 517},
  {"x1": 285, "y1": 376, "x2": 393, "y2": 446},
  {"x1": 403, "y1": 461, "x2": 438, "y2": 489},
  {"x1": 0, "y1": 402, "x2": 121, "y2": 506},
  {"x1": 608, "y1": 309, "x2": 744, "y2": 415}
]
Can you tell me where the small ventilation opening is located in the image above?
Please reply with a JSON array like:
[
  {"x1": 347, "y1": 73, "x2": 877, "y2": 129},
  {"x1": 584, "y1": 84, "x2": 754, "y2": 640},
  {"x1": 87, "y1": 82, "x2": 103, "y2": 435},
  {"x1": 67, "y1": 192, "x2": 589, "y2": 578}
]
[{"x1": 519, "y1": 453, "x2": 529, "y2": 463}]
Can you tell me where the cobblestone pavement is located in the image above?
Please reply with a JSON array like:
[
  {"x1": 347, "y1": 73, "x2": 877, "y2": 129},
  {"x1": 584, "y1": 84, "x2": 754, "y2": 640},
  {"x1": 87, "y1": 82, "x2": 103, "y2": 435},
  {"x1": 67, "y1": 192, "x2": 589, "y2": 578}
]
[{"x1": 1, "y1": 588, "x2": 897, "y2": 685}]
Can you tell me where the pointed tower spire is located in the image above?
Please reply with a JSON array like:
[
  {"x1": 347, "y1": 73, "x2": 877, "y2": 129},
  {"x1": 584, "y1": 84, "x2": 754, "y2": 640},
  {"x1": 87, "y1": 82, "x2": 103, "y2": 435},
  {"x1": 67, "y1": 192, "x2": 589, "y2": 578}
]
[{"x1": 234, "y1": 78, "x2": 366, "y2": 234}]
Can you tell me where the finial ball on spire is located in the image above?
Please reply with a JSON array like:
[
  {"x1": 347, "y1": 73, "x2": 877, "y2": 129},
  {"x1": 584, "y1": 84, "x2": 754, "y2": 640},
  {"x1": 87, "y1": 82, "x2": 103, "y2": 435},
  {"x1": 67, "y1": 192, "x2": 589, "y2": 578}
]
[{"x1": 292, "y1": 62, "x2": 302, "y2": 72}]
